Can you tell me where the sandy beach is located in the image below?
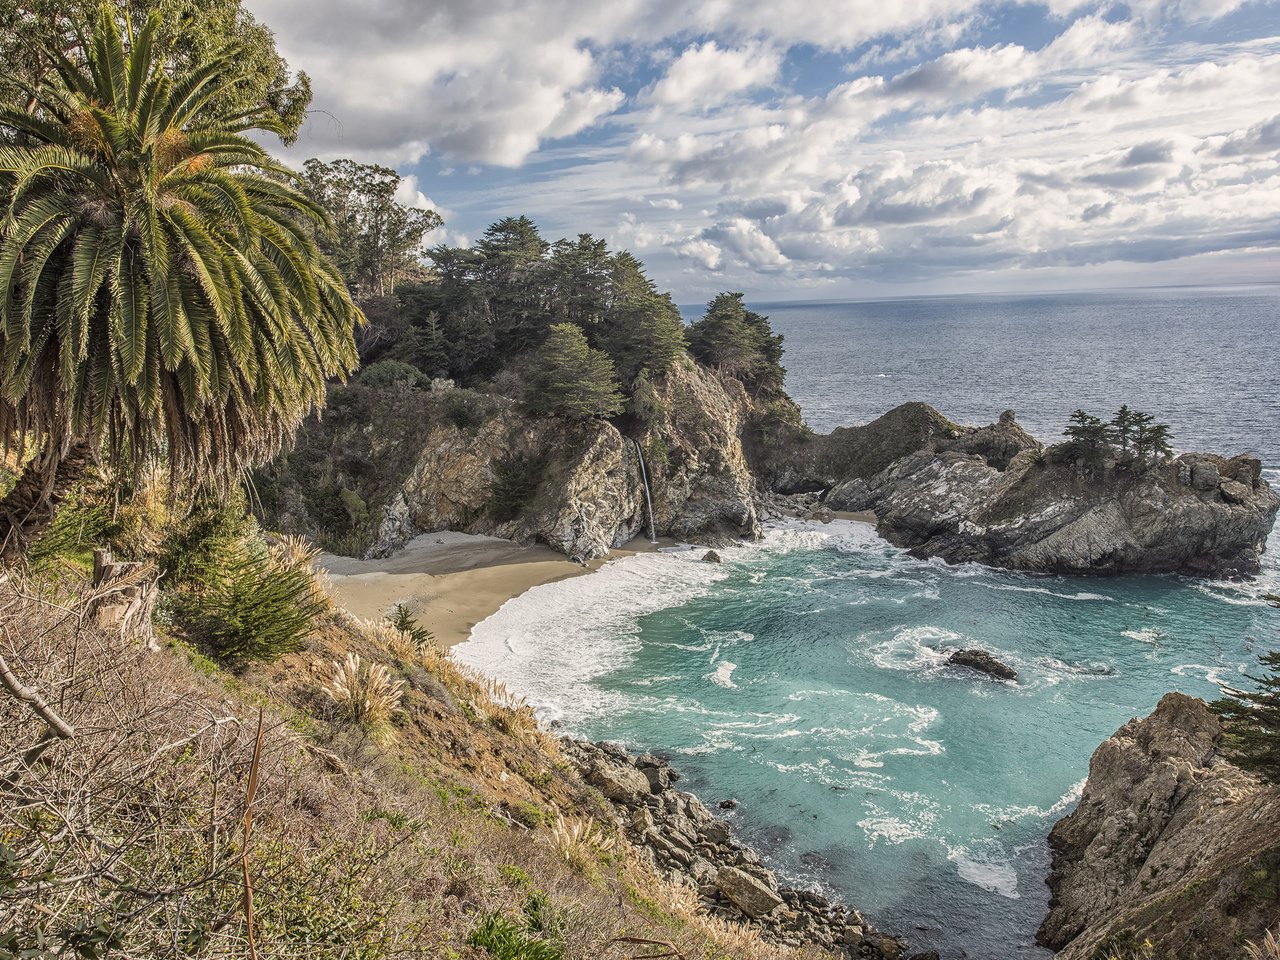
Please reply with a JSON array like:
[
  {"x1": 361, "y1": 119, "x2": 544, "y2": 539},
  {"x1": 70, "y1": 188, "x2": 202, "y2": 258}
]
[
  {"x1": 319, "y1": 515, "x2": 874, "y2": 649},
  {"x1": 318, "y1": 531, "x2": 673, "y2": 648}
]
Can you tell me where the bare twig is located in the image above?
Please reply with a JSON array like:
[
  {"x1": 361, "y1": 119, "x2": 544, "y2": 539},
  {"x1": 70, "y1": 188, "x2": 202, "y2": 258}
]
[
  {"x1": 0, "y1": 647, "x2": 75, "y2": 769},
  {"x1": 607, "y1": 936, "x2": 689, "y2": 959},
  {"x1": 241, "y1": 710, "x2": 265, "y2": 960}
]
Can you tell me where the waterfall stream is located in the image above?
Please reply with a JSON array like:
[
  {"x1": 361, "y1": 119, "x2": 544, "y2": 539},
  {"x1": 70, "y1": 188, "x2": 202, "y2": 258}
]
[{"x1": 633, "y1": 440, "x2": 657, "y2": 543}]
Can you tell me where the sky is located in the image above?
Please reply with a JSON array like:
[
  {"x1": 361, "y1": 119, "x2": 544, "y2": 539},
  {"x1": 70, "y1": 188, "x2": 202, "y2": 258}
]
[{"x1": 245, "y1": 0, "x2": 1280, "y2": 302}]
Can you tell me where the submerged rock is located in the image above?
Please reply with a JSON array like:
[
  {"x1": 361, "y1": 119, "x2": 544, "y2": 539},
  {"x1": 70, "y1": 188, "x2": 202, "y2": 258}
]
[
  {"x1": 1038, "y1": 692, "x2": 1280, "y2": 959},
  {"x1": 948, "y1": 648, "x2": 1018, "y2": 682}
]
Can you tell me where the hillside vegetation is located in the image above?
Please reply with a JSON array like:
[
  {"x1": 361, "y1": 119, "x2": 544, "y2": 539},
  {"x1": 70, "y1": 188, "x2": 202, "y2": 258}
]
[{"x1": 1, "y1": 559, "x2": 830, "y2": 960}]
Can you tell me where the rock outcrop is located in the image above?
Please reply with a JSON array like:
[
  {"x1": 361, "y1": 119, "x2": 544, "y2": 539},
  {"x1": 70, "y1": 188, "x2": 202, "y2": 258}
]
[
  {"x1": 562, "y1": 740, "x2": 934, "y2": 960},
  {"x1": 262, "y1": 362, "x2": 759, "y2": 562},
  {"x1": 1038, "y1": 693, "x2": 1280, "y2": 959},
  {"x1": 823, "y1": 406, "x2": 1278, "y2": 578},
  {"x1": 948, "y1": 648, "x2": 1018, "y2": 682}
]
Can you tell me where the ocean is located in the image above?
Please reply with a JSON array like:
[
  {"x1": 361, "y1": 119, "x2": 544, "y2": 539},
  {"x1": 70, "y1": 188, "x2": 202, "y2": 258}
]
[{"x1": 453, "y1": 285, "x2": 1280, "y2": 959}]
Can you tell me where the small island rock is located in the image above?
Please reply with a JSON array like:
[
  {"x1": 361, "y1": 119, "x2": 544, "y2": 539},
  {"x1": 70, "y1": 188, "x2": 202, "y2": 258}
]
[{"x1": 948, "y1": 648, "x2": 1019, "y2": 682}]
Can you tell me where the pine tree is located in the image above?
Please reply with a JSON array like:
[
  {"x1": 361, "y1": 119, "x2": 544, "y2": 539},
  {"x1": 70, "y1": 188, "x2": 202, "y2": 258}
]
[
  {"x1": 1213, "y1": 597, "x2": 1280, "y2": 783},
  {"x1": 523, "y1": 324, "x2": 624, "y2": 420},
  {"x1": 1062, "y1": 410, "x2": 1112, "y2": 464},
  {"x1": 1112, "y1": 405, "x2": 1137, "y2": 454},
  {"x1": 1144, "y1": 422, "x2": 1174, "y2": 462}
]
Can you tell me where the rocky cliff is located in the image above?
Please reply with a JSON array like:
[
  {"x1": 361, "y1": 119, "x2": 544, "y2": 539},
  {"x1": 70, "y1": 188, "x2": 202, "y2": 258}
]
[
  {"x1": 1038, "y1": 693, "x2": 1280, "y2": 959},
  {"x1": 259, "y1": 360, "x2": 758, "y2": 562},
  {"x1": 822, "y1": 405, "x2": 1279, "y2": 578}
]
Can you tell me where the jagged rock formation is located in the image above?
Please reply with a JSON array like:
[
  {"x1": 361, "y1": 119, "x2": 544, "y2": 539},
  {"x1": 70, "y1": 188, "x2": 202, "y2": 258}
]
[
  {"x1": 1038, "y1": 693, "x2": 1280, "y2": 959},
  {"x1": 260, "y1": 361, "x2": 758, "y2": 562},
  {"x1": 562, "y1": 739, "x2": 932, "y2": 960},
  {"x1": 822, "y1": 405, "x2": 1278, "y2": 578}
]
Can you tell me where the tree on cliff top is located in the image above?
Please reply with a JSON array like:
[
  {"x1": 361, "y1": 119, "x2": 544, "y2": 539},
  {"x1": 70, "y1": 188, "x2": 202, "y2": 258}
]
[
  {"x1": 0, "y1": 9, "x2": 361, "y2": 560},
  {"x1": 686, "y1": 292, "x2": 785, "y2": 397},
  {"x1": 523, "y1": 324, "x2": 623, "y2": 421},
  {"x1": 1214, "y1": 596, "x2": 1280, "y2": 784},
  {"x1": 301, "y1": 159, "x2": 442, "y2": 299}
]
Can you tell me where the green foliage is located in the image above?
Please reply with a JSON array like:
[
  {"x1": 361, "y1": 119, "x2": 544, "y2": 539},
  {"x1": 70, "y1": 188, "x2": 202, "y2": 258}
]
[
  {"x1": 358, "y1": 360, "x2": 430, "y2": 390},
  {"x1": 26, "y1": 493, "x2": 115, "y2": 570},
  {"x1": 1052, "y1": 407, "x2": 1174, "y2": 468},
  {"x1": 466, "y1": 912, "x2": 565, "y2": 960},
  {"x1": 686, "y1": 293, "x2": 786, "y2": 397},
  {"x1": 0, "y1": 0, "x2": 311, "y2": 143},
  {"x1": 302, "y1": 158, "x2": 442, "y2": 298},
  {"x1": 489, "y1": 453, "x2": 549, "y2": 522},
  {"x1": 0, "y1": 8, "x2": 360, "y2": 508},
  {"x1": 159, "y1": 492, "x2": 255, "y2": 588},
  {"x1": 163, "y1": 494, "x2": 325, "y2": 666},
  {"x1": 523, "y1": 324, "x2": 623, "y2": 421},
  {"x1": 388, "y1": 604, "x2": 435, "y2": 652},
  {"x1": 176, "y1": 541, "x2": 326, "y2": 667},
  {"x1": 1213, "y1": 597, "x2": 1280, "y2": 784}
]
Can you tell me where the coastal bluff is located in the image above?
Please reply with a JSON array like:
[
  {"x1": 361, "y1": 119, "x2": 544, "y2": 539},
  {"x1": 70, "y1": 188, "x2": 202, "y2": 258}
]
[
  {"x1": 263, "y1": 377, "x2": 1277, "y2": 577},
  {"x1": 1037, "y1": 693, "x2": 1280, "y2": 959},
  {"x1": 808, "y1": 404, "x2": 1279, "y2": 578}
]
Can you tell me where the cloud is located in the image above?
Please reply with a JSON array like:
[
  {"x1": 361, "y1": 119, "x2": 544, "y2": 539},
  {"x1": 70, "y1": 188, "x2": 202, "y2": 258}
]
[
  {"x1": 245, "y1": 0, "x2": 1280, "y2": 294},
  {"x1": 645, "y1": 41, "x2": 782, "y2": 111}
]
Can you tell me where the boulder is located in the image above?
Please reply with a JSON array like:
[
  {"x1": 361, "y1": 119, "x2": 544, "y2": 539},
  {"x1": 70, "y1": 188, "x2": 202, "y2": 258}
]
[
  {"x1": 701, "y1": 550, "x2": 723, "y2": 563},
  {"x1": 948, "y1": 648, "x2": 1018, "y2": 682},
  {"x1": 715, "y1": 865, "x2": 784, "y2": 918},
  {"x1": 586, "y1": 760, "x2": 652, "y2": 804}
]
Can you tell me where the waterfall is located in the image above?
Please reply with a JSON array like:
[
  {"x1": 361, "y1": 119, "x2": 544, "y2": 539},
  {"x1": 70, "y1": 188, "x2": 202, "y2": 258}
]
[{"x1": 633, "y1": 439, "x2": 657, "y2": 543}]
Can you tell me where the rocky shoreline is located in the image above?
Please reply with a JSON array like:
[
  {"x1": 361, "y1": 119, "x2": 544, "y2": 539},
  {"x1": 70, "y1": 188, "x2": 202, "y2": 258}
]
[{"x1": 562, "y1": 739, "x2": 938, "y2": 960}]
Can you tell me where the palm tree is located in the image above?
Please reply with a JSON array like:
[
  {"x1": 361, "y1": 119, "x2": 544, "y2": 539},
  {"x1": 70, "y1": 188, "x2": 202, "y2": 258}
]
[{"x1": 0, "y1": 8, "x2": 361, "y2": 560}]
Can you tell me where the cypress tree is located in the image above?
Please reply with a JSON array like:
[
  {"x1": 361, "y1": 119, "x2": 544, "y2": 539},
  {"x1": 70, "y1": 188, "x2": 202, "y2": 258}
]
[
  {"x1": 1213, "y1": 597, "x2": 1280, "y2": 783},
  {"x1": 523, "y1": 324, "x2": 624, "y2": 420}
]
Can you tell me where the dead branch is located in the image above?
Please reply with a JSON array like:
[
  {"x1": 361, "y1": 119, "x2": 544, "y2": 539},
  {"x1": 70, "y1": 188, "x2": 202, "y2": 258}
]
[
  {"x1": 242, "y1": 709, "x2": 265, "y2": 960},
  {"x1": 0, "y1": 647, "x2": 75, "y2": 769}
]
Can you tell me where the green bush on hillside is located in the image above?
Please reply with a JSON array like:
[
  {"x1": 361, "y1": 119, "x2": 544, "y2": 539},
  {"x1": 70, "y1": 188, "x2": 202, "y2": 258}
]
[
  {"x1": 1214, "y1": 596, "x2": 1280, "y2": 784},
  {"x1": 466, "y1": 912, "x2": 565, "y2": 960}
]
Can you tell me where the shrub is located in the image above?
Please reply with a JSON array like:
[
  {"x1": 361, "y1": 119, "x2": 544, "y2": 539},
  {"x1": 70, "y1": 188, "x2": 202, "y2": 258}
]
[
  {"x1": 387, "y1": 604, "x2": 435, "y2": 653},
  {"x1": 466, "y1": 912, "x2": 564, "y2": 960},
  {"x1": 489, "y1": 453, "x2": 547, "y2": 521},
  {"x1": 522, "y1": 324, "x2": 623, "y2": 421},
  {"x1": 1213, "y1": 597, "x2": 1280, "y2": 784},
  {"x1": 358, "y1": 359, "x2": 428, "y2": 390},
  {"x1": 26, "y1": 493, "x2": 115, "y2": 571},
  {"x1": 182, "y1": 544, "x2": 328, "y2": 667},
  {"x1": 323, "y1": 653, "x2": 404, "y2": 732}
]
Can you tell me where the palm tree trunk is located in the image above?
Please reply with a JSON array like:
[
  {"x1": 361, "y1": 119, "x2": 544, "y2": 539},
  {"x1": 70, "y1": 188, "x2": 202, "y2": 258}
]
[{"x1": 0, "y1": 441, "x2": 95, "y2": 564}]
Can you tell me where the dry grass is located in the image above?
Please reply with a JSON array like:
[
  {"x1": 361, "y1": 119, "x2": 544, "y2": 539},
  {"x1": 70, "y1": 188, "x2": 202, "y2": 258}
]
[
  {"x1": 322, "y1": 652, "x2": 404, "y2": 731},
  {"x1": 0, "y1": 568, "x2": 831, "y2": 960},
  {"x1": 1247, "y1": 930, "x2": 1280, "y2": 960}
]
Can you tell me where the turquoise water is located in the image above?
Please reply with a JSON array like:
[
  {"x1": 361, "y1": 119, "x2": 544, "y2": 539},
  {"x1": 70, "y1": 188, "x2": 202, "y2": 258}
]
[
  {"x1": 455, "y1": 525, "x2": 1279, "y2": 957},
  {"x1": 458, "y1": 287, "x2": 1280, "y2": 958}
]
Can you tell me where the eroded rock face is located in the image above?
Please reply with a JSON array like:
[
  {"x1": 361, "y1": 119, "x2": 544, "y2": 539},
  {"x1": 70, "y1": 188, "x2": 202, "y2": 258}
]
[
  {"x1": 1038, "y1": 693, "x2": 1280, "y2": 959},
  {"x1": 826, "y1": 407, "x2": 1278, "y2": 577},
  {"x1": 368, "y1": 363, "x2": 759, "y2": 561}
]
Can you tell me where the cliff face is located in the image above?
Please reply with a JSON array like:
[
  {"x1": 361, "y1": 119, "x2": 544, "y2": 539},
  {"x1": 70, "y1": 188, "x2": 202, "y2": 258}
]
[
  {"x1": 262, "y1": 362, "x2": 758, "y2": 562},
  {"x1": 1038, "y1": 693, "x2": 1280, "y2": 959},
  {"x1": 824, "y1": 406, "x2": 1279, "y2": 577}
]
